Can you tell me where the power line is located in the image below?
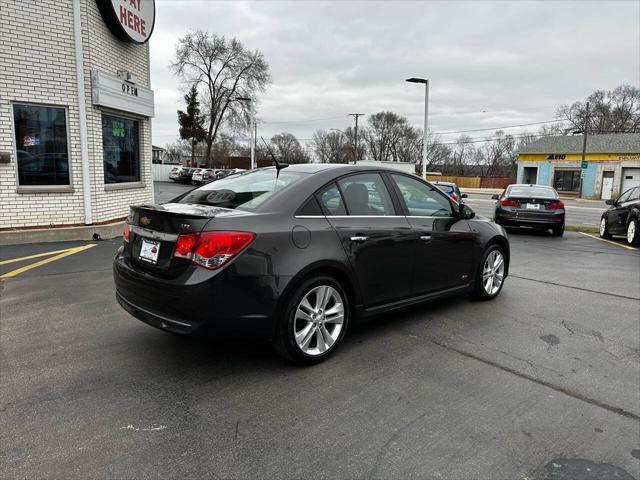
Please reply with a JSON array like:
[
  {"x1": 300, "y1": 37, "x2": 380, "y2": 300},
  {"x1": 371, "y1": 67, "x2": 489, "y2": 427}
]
[
  {"x1": 435, "y1": 119, "x2": 567, "y2": 135},
  {"x1": 261, "y1": 115, "x2": 349, "y2": 125}
]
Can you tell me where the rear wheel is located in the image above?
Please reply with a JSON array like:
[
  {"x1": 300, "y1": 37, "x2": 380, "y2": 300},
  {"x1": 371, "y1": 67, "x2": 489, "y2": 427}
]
[
  {"x1": 627, "y1": 218, "x2": 639, "y2": 245},
  {"x1": 472, "y1": 245, "x2": 506, "y2": 301},
  {"x1": 274, "y1": 275, "x2": 349, "y2": 364},
  {"x1": 599, "y1": 217, "x2": 612, "y2": 239},
  {"x1": 552, "y1": 224, "x2": 565, "y2": 237}
]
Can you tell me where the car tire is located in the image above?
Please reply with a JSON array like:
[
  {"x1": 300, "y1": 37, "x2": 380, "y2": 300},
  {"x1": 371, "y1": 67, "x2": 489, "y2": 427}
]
[
  {"x1": 472, "y1": 244, "x2": 507, "y2": 301},
  {"x1": 273, "y1": 274, "x2": 349, "y2": 364},
  {"x1": 627, "y1": 218, "x2": 639, "y2": 245},
  {"x1": 599, "y1": 217, "x2": 612, "y2": 239},
  {"x1": 552, "y1": 224, "x2": 565, "y2": 237}
]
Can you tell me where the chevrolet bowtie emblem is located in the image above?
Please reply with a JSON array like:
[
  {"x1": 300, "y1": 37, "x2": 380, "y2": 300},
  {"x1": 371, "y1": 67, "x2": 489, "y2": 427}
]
[{"x1": 140, "y1": 216, "x2": 151, "y2": 226}]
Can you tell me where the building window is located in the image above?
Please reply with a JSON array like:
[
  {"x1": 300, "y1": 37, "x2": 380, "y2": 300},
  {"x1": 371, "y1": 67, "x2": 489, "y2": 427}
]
[
  {"x1": 553, "y1": 170, "x2": 581, "y2": 192},
  {"x1": 13, "y1": 104, "x2": 70, "y2": 186},
  {"x1": 102, "y1": 114, "x2": 140, "y2": 184}
]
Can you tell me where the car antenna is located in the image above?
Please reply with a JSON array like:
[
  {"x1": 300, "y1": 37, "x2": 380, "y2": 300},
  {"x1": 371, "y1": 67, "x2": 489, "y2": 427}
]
[{"x1": 260, "y1": 136, "x2": 288, "y2": 179}]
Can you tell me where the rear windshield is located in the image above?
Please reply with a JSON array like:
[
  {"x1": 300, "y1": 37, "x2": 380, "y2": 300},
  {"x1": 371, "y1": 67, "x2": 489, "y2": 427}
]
[
  {"x1": 435, "y1": 184, "x2": 454, "y2": 194},
  {"x1": 507, "y1": 185, "x2": 557, "y2": 198},
  {"x1": 178, "y1": 168, "x2": 308, "y2": 211}
]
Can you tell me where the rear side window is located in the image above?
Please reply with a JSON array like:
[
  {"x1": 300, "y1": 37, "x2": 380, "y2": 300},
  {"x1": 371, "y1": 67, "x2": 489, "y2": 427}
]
[
  {"x1": 391, "y1": 174, "x2": 452, "y2": 217},
  {"x1": 318, "y1": 183, "x2": 346, "y2": 215},
  {"x1": 336, "y1": 173, "x2": 395, "y2": 215}
]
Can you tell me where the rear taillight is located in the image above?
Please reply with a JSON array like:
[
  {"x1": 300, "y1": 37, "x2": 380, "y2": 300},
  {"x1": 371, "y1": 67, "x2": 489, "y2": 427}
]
[
  {"x1": 450, "y1": 192, "x2": 459, "y2": 202},
  {"x1": 174, "y1": 233, "x2": 198, "y2": 258},
  {"x1": 547, "y1": 200, "x2": 565, "y2": 210},
  {"x1": 123, "y1": 223, "x2": 131, "y2": 243},
  {"x1": 173, "y1": 231, "x2": 255, "y2": 269},
  {"x1": 500, "y1": 198, "x2": 520, "y2": 207}
]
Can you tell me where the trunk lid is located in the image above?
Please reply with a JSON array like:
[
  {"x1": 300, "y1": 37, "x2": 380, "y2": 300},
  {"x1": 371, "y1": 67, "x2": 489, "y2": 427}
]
[{"x1": 125, "y1": 203, "x2": 250, "y2": 276}]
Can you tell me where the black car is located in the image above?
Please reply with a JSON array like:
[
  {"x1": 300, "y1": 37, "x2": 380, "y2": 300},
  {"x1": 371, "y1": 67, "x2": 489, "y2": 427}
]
[
  {"x1": 600, "y1": 186, "x2": 640, "y2": 245},
  {"x1": 114, "y1": 164, "x2": 510, "y2": 363},
  {"x1": 493, "y1": 184, "x2": 565, "y2": 236}
]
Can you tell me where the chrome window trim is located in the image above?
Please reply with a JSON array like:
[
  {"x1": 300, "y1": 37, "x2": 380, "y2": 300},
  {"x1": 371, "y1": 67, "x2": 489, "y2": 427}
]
[{"x1": 130, "y1": 225, "x2": 178, "y2": 241}]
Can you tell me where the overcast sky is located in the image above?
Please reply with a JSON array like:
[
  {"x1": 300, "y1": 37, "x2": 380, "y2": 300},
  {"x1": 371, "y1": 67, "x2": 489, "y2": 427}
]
[{"x1": 149, "y1": 0, "x2": 639, "y2": 148}]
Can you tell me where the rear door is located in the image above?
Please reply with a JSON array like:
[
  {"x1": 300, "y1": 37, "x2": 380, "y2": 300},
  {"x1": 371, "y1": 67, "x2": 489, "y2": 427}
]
[
  {"x1": 388, "y1": 173, "x2": 475, "y2": 294},
  {"x1": 317, "y1": 173, "x2": 415, "y2": 307}
]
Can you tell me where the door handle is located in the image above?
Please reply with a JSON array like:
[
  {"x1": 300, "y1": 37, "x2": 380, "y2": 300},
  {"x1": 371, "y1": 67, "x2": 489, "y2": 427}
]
[
  {"x1": 420, "y1": 235, "x2": 432, "y2": 242},
  {"x1": 350, "y1": 236, "x2": 368, "y2": 243}
]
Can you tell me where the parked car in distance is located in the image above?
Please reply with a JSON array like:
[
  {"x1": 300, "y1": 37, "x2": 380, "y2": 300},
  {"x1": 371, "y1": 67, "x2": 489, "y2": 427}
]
[
  {"x1": 600, "y1": 186, "x2": 640, "y2": 245},
  {"x1": 433, "y1": 181, "x2": 467, "y2": 203},
  {"x1": 169, "y1": 166, "x2": 195, "y2": 184},
  {"x1": 492, "y1": 184, "x2": 565, "y2": 236},
  {"x1": 114, "y1": 164, "x2": 510, "y2": 364},
  {"x1": 192, "y1": 168, "x2": 217, "y2": 185}
]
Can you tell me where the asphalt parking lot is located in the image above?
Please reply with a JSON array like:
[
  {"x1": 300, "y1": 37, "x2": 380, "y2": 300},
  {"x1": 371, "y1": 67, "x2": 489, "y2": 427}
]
[{"x1": 1, "y1": 200, "x2": 639, "y2": 478}]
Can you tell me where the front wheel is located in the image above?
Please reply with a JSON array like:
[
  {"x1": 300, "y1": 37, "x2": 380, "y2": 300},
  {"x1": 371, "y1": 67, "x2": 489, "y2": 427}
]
[
  {"x1": 472, "y1": 245, "x2": 506, "y2": 301},
  {"x1": 600, "y1": 217, "x2": 612, "y2": 239},
  {"x1": 627, "y1": 218, "x2": 639, "y2": 245},
  {"x1": 274, "y1": 275, "x2": 349, "y2": 364}
]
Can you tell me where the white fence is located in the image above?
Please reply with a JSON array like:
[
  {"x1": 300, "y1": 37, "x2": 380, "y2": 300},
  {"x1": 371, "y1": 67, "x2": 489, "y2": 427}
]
[
  {"x1": 356, "y1": 160, "x2": 415, "y2": 174},
  {"x1": 152, "y1": 163, "x2": 178, "y2": 182}
]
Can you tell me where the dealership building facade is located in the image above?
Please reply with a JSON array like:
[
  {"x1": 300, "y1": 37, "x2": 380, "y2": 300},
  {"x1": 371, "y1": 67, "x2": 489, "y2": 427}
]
[
  {"x1": 516, "y1": 134, "x2": 640, "y2": 200},
  {"x1": 0, "y1": 0, "x2": 156, "y2": 232}
]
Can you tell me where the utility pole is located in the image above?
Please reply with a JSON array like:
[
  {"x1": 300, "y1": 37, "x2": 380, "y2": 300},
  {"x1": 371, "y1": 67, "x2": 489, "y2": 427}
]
[
  {"x1": 579, "y1": 101, "x2": 590, "y2": 198},
  {"x1": 349, "y1": 113, "x2": 364, "y2": 165},
  {"x1": 406, "y1": 78, "x2": 429, "y2": 179}
]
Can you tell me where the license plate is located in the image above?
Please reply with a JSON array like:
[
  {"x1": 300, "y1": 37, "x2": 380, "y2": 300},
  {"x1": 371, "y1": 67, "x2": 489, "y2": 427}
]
[
  {"x1": 526, "y1": 203, "x2": 540, "y2": 210},
  {"x1": 139, "y1": 239, "x2": 161, "y2": 264}
]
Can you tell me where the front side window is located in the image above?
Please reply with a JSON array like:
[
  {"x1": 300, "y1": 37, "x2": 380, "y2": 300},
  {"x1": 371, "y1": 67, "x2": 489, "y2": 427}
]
[
  {"x1": 391, "y1": 174, "x2": 453, "y2": 217},
  {"x1": 336, "y1": 173, "x2": 395, "y2": 215},
  {"x1": 617, "y1": 188, "x2": 633, "y2": 204},
  {"x1": 13, "y1": 104, "x2": 70, "y2": 186},
  {"x1": 102, "y1": 114, "x2": 140, "y2": 184}
]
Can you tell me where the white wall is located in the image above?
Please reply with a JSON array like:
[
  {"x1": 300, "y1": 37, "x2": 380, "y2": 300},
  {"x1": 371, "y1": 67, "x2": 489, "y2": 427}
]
[{"x1": 357, "y1": 160, "x2": 415, "y2": 174}]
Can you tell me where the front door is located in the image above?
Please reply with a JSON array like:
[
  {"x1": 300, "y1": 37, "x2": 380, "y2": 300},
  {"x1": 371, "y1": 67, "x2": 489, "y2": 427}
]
[
  {"x1": 606, "y1": 187, "x2": 636, "y2": 234},
  {"x1": 388, "y1": 173, "x2": 475, "y2": 295},
  {"x1": 317, "y1": 173, "x2": 415, "y2": 307},
  {"x1": 601, "y1": 171, "x2": 614, "y2": 200},
  {"x1": 523, "y1": 166, "x2": 538, "y2": 184}
]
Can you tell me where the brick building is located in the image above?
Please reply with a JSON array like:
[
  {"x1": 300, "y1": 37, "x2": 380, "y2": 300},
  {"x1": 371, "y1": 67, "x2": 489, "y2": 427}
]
[{"x1": 0, "y1": 0, "x2": 156, "y2": 230}]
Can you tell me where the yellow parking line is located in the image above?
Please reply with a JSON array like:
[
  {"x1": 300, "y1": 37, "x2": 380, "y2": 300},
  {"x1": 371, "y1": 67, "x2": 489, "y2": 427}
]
[
  {"x1": 0, "y1": 248, "x2": 78, "y2": 266},
  {"x1": 579, "y1": 232, "x2": 638, "y2": 251},
  {"x1": 0, "y1": 244, "x2": 96, "y2": 279}
]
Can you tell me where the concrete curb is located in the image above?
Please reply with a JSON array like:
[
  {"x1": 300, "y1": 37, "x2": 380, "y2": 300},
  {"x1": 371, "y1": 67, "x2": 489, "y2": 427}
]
[{"x1": 0, "y1": 221, "x2": 124, "y2": 246}]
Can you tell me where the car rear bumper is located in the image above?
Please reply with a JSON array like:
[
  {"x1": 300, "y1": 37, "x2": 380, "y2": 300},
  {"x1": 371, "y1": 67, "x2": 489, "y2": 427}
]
[
  {"x1": 496, "y1": 211, "x2": 564, "y2": 228},
  {"x1": 113, "y1": 250, "x2": 283, "y2": 339}
]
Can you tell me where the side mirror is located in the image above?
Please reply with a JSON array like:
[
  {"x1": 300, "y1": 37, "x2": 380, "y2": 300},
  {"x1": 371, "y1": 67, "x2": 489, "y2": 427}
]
[
  {"x1": 605, "y1": 199, "x2": 615, "y2": 206},
  {"x1": 491, "y1": 194, "x2": 500, "y2": 200},
  {"x1": 461, "y1": 193, "x2": 468, "y2": 199},
  {"x1": 459, "y1": 204, "x2": 475, "y2": 219}
]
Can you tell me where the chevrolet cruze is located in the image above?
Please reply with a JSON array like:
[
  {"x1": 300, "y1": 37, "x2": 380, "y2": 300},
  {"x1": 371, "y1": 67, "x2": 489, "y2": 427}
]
[{"x1": 114, "y1": 164, "x2": 510, "y2": 363}]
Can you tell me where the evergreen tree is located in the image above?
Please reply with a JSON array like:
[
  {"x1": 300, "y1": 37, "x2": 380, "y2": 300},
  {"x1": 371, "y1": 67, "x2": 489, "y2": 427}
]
[{"x1": 177, "y1": 85, "x2": 206, "y2": 166}]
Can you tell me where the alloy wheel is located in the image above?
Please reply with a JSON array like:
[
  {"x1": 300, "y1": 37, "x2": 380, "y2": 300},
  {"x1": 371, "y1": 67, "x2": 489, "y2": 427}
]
[
  {"x1": 482, "y1": 250, "x2": 505, "y2": 296},
  {"x1": 628, "y1": 220, "x2": 636, "y2": 244},
  {"x1": 600, "y1": 218, "x2": 606, "y2": 237},
  {"x1": 293, "y1": 285, "x2": 345, "y2": 356}
]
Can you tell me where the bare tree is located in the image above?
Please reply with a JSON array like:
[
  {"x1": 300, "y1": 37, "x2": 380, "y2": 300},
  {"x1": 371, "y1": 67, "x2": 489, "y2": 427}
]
[
  {"x1": 171, "y1": 30, "x2": 271, "y2": 166},
  {"x1": 480, "y1": 130, "x2": 516, "y2": 177},
  {"x1": 557, "y1": 84, "x2": 640, "y2": 133},
  {"x1": 270, "y1": 132, "x2": 308, "y2": 164},
  {"x1": 311, "y1": 130, "x2": 350, "y2": 163},
  {"x1": 365, "y1": 111, "x2": 408, "y2": 161}
]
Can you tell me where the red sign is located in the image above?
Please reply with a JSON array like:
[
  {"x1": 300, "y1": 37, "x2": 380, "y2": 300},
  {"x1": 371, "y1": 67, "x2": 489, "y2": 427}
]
[{"x1": 96, "y1": 0, "x2": 155, "y2": 44}]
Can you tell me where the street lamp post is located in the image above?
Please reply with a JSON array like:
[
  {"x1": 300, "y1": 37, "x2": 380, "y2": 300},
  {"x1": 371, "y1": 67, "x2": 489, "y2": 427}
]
[
  {"x1": 236, "y1": 97, "x2": 255, "y2": 169},
  {"x1": 406, "y1": 78, "x2": 429, "y2": 179}
]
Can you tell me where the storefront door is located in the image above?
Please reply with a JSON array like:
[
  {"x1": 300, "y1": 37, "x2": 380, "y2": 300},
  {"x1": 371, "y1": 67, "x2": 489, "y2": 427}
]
[{"x1": 601, "y1": 171, "x2": 614, "y2": 200}]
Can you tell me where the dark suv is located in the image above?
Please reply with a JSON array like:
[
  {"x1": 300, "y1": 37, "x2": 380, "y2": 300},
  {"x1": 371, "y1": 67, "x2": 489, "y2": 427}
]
[{"x1": 600, "y1": 186, "x2": 640, "y2": 245}]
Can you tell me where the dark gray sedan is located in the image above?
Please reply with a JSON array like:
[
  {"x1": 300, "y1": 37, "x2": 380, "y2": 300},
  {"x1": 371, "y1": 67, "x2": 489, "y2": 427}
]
[{"x1": 493, "y1": 184, "x2": 565, "y2": 236}]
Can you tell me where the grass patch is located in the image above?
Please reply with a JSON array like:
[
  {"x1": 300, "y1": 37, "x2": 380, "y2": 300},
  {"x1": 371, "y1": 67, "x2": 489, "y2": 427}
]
[{"x1": 565, "y1": 224, "x2": 599, "y2": 235}]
